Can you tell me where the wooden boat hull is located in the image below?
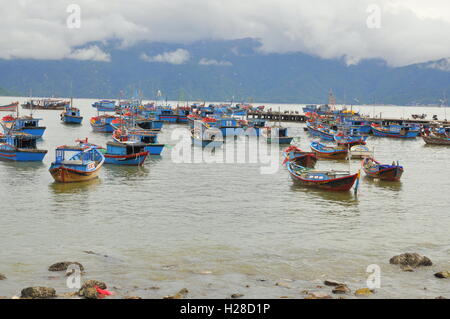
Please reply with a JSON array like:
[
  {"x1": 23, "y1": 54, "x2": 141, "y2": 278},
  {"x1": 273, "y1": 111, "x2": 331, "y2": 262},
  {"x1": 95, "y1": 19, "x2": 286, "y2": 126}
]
[
  {"x1": 91, "y1": 123, "x2": 114, "y2": 133},
  {"x1": 422, "y1": 135, "x2": 450, "y2": 145},
  {"x1": 287, "y1": 165, "x2": 358, "y2": 191},
  {"x1": 363, "y1": 166, "x2": 403, "y2": 181},
  {"x1": 310, "y1": 147, "x2": 348, "y2": 159},
  {"x1": 104, "y1": 151, "x2": 149, "y2": 166},
  {"x1": 49, "y1": 165, "x2": 102, "y2": 183}
]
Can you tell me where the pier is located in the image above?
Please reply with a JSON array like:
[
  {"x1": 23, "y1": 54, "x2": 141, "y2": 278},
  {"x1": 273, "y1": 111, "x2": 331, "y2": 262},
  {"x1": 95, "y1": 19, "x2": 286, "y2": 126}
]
[{"x1": 247, "y1": 110, "x2": 450, "y2": 126}]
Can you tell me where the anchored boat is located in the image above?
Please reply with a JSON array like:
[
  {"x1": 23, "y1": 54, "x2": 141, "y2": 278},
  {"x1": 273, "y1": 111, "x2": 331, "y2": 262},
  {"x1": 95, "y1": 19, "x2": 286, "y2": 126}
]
[
  {"x1": 282, "y1": 145, "x2": 317, "y2": 168},
  {"x1": 90, "y1": 115, "x2": 118, "y2": 133},
  {"x1": 262, "y1": 126, "x2": 293, "y2": 144},
  {"x1": 1, "y1": 115, "x2": 46, "y2": 138},
  {"x1": 350, "y1": 144, "x2": 373, "y2": 159},
  {"x1": 362, "y1": 157, "x2": 403, "y2": 181},
  {"x1": 0, "y1": 133, "x2": 47, "y2": 161},
  {"x1": 286, "y1": 161, "x2": 359, "y2": 191},
  {"x1": 371, "y1": 123, "x2": 420, "y2": 138},
  {"x1": 310, "y1": 141, "x2": 348, "y2": 160},
  {"x1": 77, "y1": 138, "x2": 149, "y2": 166},
  {"x1": 61, "y1": 100, "x2": 83, "y2": 124},
  {"x1": 49, "y1": 145, "x2": 105, "y2": 183}
]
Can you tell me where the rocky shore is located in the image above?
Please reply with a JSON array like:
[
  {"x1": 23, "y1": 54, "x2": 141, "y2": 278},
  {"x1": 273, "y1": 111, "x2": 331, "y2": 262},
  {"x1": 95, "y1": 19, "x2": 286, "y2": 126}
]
[{"x1": 0, "y1": 252, "x2": 448, "y2": 299}]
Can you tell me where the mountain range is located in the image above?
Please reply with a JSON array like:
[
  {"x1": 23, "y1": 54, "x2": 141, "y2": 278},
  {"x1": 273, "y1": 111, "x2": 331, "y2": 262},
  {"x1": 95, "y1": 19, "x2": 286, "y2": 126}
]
[{"x1": 0, "y1": 38, "x2": 449, "y2": 105}]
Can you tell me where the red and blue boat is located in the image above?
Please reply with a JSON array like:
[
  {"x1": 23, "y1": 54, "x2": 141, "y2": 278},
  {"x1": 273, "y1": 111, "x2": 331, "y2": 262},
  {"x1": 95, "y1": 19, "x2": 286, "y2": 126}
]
[
  {"x1": 362, "y1": 157, "x2": 403, "y2": 181},
  {"x1": 90, "y1": 115, "x2": 118, "y2": 133},
  {"x1": 286, "y1": 161, "x2": 359, "y2": 191},
  {"x1": 113, "y1": 128, "x2": 165, "y2": 155},
  {"x1": 282, "y1": 145, "x2": 317, "y2": 168},
  {"x1": 310, "y1": 141, "x2": 348, "y2": 160},
  {"x1": 77, "y1": 138, "x2": 148, "y2": 166},
  {"x1": 0, "y1": 132, "x2": 47, "y2": 161}
]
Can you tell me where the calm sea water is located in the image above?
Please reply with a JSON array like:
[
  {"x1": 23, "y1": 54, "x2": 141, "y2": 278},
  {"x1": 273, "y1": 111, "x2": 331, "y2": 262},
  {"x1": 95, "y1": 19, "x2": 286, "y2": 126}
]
[{"x1": 0, "y1": 96, "x2": 449, "y2": 299}]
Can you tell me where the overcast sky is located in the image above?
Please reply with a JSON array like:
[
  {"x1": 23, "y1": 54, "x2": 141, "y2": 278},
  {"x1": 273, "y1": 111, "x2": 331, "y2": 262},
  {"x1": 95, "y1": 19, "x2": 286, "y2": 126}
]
[{"x1": 1, "y1": 0, "x2": 450, "y2": 66}]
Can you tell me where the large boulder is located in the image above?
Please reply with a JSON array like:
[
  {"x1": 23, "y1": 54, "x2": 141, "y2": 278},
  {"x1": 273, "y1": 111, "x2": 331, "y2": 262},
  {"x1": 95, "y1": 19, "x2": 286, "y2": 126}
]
[
  {"x1": 48, "y1": 262, "x2": 84, "y2": 272},
  {"x1": 389, "y1": 253, "x2": 432, "y2": 268},
  {"x1": 21, "y1": 287, "x2": 56, "y2": 299}
]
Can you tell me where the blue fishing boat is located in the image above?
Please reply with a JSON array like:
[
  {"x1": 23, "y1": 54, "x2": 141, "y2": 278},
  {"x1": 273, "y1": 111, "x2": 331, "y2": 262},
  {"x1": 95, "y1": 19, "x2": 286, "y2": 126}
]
[
  {"x1": 310, "y1": 141, "x2": 348, "y2": 160},
  {"x1": 136, "y1": 119, "x2": 164, "y2": 130},
  {"x1": 1, "y1": 115, "x2": 46, "y2": 138},
  {"x1": 92, "y1": 100, "x2": 116, "y2": 112},
  {"x1": 90, "y1": 115, "x2": 118, "y2": 133},
  {"x1": 113, "y1": 128, "x2": 165, "y2": 155},
  {"x1": 318, "y1": 127, "x2": 337, "y2": 141},
  {"x1": 0, "y1": 133, "x2": 47, "y2": 161},
  {"x1": 262, "y1": 126, "x2": 293, "y2": 144},
  {"x1": 176, "y1": 107, "x2": 190, "y2": 123},
  {"x1": 61, "y1": 101, "x2": 83, "y2": 124},
  {"x1": 49, "y1": 144, "x2": 105, "y2": 183},
  {"x1": 244, "y1": 119, "x2": 267, "y2": 136},
  {"x1": 341, "y1": 118, "x2": 372, "y2": 134},
  {"x1": 333, "y1": 133, "x2": 367, "y2": 146},
  {"x1": 371, "y1": 123, "x2": 420, "y2": 138},
  {"x1": 155, "y1": 107, "x2": 178, "y2": 123},
  {"x1": 77, "y1": 138, "x2": 149, "y2": 166}
]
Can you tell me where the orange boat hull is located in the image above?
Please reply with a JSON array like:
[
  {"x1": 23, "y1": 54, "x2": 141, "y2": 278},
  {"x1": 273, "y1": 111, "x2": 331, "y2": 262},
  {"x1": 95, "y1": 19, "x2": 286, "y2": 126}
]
[{"x1": 49, "y1": 166, "x2": 102, "y2": 183}]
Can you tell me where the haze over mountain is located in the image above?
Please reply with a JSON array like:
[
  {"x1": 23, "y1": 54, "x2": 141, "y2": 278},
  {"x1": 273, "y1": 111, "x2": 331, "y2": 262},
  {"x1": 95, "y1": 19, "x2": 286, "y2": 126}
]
[
  {"x1": 1, "y1": 1, "x2": 450, "y2": 104},
  {"x1": 1, "y1": 38, "x2": 449, "y2": 105}
]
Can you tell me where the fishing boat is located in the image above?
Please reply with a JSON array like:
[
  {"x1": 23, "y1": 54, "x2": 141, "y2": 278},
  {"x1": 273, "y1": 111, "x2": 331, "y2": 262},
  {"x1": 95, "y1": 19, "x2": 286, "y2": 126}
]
[
  {"x1": 1, "y1": 115, "x2": 46, "y2": 138},
  {"x1": 262, "y1": 126, "x2": 293, "y2": 144},
  {"x1": 155, "y1": 107, "x2": 178, "y2": 123},
  {"x1": 362, "y1": 157, "x2": 403, "y2": 181},
  {"x1": 191, "y1": 125, "x2": 223, "y2": 148},
  {"x1": 317, "y1": 127, "x2": 337, "y2": 141},
  {"x1": 176, "y1": 107, "x2": 190, "y2": 123},
  {"x1": 113, "y1": 128, "x2": 165, "y2": 155},
  {"x1": 282, "y1": 145, "x2": 317, "y2": 168},
  {"x1": 0, "y1": 133, "x2": 47, "y2": 161},
  {"x1": 371, "y1": 123, "x2": 420, "y2": 138},
  {"x1": 0, "y1": 101, "x2": 19, "y2": 112},
  {"x1": 92, "y1": 100, "x2": 117, "y2": 112},
  {"x1": 333, "y1": 133, "x2": 367, "y2": 147},
  {"x1": 60, "y1": 100, "x2": 83, "y2": 124},
  {"x1": 90, "y1": 115, "x2": 118, "y2": 133},
  {"x1": 49, "y1": 145, "x2": 105, "y2": 183},
  {"x1": 422, "y1": 134, "x2": 450, "y2": 145},
  {"x1": 422, "y1": 129, "x2": 450, "y2": 145},
  {"x1": 350, "y1": 144, "x2": 373, "y2": 159},
  {"x1": 286, "y1": 161, "x2": 359, "y2": 191},
  {"x1": 22, "y1": 98, "x2": 69, "y2": 110},
  {"x1": 77, "y1": 138, "x2": 149, "y2": 166},
  {"x1": 310, "y1": 141, "x2": 348, "y2": 160}
]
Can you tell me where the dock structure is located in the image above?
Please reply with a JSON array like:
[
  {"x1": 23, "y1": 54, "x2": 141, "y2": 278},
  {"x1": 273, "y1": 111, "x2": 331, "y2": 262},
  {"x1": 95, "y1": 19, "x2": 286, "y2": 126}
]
[
  {"x1": 247, "y1": 111, "x2": 307, "y2": 123},
  {"x1": 247, "y1": 110, "x2": 450, "y2": 126}
]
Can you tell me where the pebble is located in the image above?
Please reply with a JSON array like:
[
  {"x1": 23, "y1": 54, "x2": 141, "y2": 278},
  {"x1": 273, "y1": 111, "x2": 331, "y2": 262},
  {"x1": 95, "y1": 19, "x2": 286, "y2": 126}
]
[
  {"x1": 434, "y1": 271, "x2": 450, "y2": 279},
  {"x1": 231, "y1": 293, "x2": 244, "y2": 298},
  {"x1": 332, "y1": 284, "x2": 351, "y2": 294},
  {"x1": 355, "y1": 288, "x2": 373, "y2": 296}
]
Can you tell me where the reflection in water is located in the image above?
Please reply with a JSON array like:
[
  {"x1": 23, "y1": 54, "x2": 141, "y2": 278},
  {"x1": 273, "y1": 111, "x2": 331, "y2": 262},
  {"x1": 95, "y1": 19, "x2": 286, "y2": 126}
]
[
  {"x1": 0, "y1": 161, "x2": 46, "y2": 172},
  {"x1": 49, "y1": 178, "x2": 101, "y2": 195},
  {"x1": 103, "y1": 165, "x2": 151, "y2": 179},
  {"x1": 363, "y1": 176, "x2": 403, "y2": 191},
  {"x1": 289, "y1": 184, "x2": 359, "y2": 207}
]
